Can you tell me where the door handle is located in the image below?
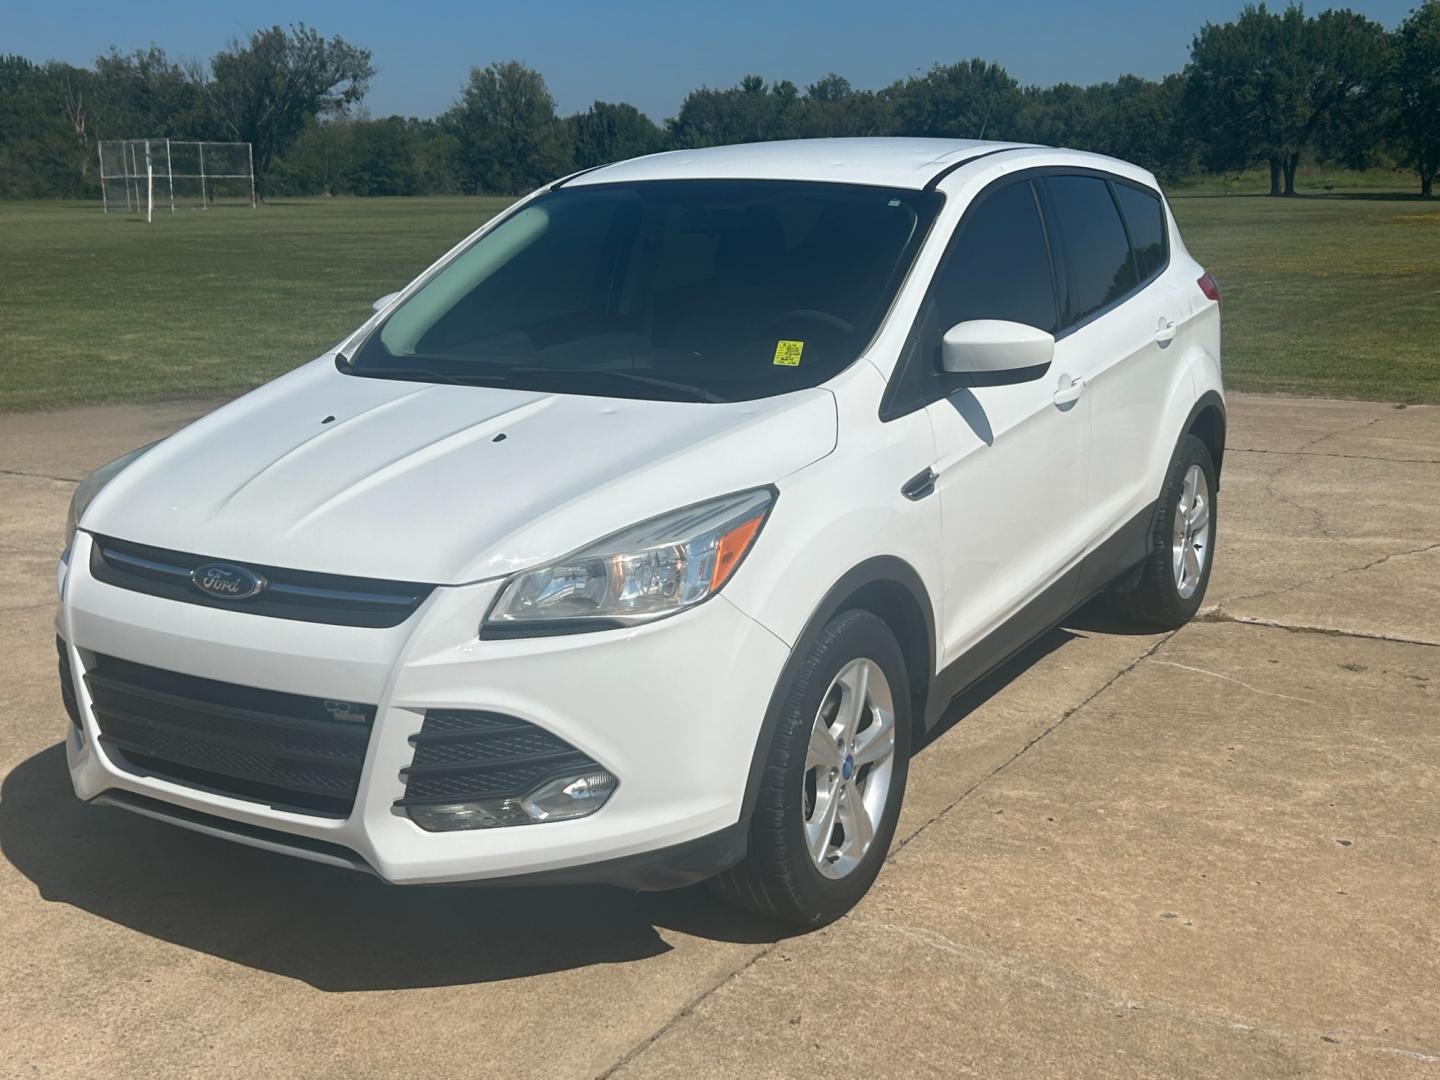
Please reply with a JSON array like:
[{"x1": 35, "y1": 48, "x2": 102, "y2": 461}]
[
  {"x1": 1052, "y1": 376, "x2": 1087, "y2": 406},
  {"x1": 1155, "y1": 317, "x2": 1178, "y2": 344},
  {"x1": 901, "y1": 467, "x2": 937, "y2": 501}
]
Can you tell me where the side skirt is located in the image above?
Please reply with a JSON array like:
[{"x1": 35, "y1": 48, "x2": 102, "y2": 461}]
[{"x1": 923, "y1": 500, "x2": 1157, "y2": 727}]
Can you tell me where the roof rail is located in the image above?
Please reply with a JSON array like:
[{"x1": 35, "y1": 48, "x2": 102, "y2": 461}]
[{"x1": 924, "y1": 145, "x2": 1037, "y2": 191}]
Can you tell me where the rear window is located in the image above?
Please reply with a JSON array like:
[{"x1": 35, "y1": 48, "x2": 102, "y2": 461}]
[
  {"x1": 1113, "y1": 182, "x2": 1168, "y2": 282},
  {"x1": 1041, "y1": 175, "x2": 1137, "y2": 328}
]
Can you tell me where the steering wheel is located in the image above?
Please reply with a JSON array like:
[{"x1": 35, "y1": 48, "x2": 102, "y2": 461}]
[{"x1": 766, "y1": 309, "x2": 856, "y2": 335}]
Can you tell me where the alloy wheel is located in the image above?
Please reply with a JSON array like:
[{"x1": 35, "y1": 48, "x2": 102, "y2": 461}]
[
  {"x1": 1171, "y1": 463, "x2": 1211, "y2": 600},
  {"x1": 802, "y1": 658, "x2": 896, "y2": 879}
]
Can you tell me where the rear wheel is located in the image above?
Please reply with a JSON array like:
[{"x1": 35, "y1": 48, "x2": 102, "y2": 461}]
[
  {"x1": 1108, "y1": 434, "x2": 1217, "y2": 629},
  {"x1": 713, "y1": 610, "x2": 910, "y2": 926}
]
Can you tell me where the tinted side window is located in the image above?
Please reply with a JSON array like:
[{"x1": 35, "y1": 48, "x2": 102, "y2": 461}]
[
  {"x1": 1113, "y1": 182, "x2": 1167, "y2": 282},
  {"x1": 1041, "y1": 175, "x2": 1136, "y2": 327},
  {"x1": 932, "y1": 180, "x2": 1057, "y2": 333}
]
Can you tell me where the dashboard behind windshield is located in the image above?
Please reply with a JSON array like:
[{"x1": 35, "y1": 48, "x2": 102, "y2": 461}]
[{"x1": 346, "y1": 179, "x2": 940, "y2": 402}]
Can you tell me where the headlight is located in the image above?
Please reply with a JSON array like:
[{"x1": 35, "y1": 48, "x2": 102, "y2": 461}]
[
  {"x1": 483, "y1": 487, "x2": 774, "y2": 635},
  {"x1": 64, "y1": 443, "x2": 158, "y2": 556}
]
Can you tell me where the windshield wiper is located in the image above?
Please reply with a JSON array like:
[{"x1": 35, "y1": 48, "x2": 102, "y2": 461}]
[
  {"x1": 337, "y1": 354, "x2": 727, "y2": 402},
  {"x1": 505, "y1": 367, "x2": 729, "y2": 403},
  {"x1": 335, "y1": 354, "x2": 493, "y2": 387}
]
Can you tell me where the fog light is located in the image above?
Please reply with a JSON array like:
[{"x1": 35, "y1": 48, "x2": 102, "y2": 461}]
[
  {"x1": 520, "y1": 769, "x2": 618, "y2": 822},
  {"x1": 406, "y1": 769, "x2": 618, "y2": 832},
  {"x1": 407, "y1": 798, "x2": 535, "y2": 832}
]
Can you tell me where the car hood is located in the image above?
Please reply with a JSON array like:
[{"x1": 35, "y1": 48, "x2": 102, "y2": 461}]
[{"x1": 83, "y1": 358, "x2": 838, "y2": 584}]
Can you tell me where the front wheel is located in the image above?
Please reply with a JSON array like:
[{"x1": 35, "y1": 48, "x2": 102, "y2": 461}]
[
  {"x1": 1108, "y1": 434, "x2": 1218, "y2": 629},
  {"x1": 713, "y1": 609, "x2": 911, "y2": 926}
]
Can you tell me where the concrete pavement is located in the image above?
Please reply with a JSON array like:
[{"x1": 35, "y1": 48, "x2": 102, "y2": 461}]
[{"x1": 0, "y1": 394, "x2": 1435, "y2": 1078}]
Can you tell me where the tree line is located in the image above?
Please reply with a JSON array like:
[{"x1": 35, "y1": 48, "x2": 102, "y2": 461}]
[{"x1": 2, "y1": 2, "x2": 1437, "y2": 201}]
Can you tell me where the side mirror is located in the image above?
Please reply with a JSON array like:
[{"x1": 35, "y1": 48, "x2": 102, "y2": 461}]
[
  {"x1": 940, "y1": 320, "x2": 1054, "y2": 385},
  {"x1": 372, "y1": 292, "x2": 400, "y2": 313}
]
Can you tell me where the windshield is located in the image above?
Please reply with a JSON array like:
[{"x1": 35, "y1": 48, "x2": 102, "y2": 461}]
[{"x1": 345, "y1": 180, "x2": 940, "y2": 402}]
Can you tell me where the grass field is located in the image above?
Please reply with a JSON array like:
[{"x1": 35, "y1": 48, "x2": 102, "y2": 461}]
[{"x1": 1, "y1": 189, "x2": 1437, "y2": 411}]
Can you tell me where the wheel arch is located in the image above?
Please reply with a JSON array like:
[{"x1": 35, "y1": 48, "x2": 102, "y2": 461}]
[
  {"x1": 738, "y1": 556, "x2": 936, "y2": 822},
  {"x1": 1185, "y1": 391, "x2": 1227, "y2": 487}
]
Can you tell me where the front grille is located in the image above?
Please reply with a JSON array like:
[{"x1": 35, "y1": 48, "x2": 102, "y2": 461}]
[
  {"x1": 397, "y1": 709, "x2": 601, "y2": 807},
  {"x1": 89, "y1": 535, "x2": 434, "y2": 629},
  {"x1": 85, "y1": 653, "x2": 375, "y2": 816}
]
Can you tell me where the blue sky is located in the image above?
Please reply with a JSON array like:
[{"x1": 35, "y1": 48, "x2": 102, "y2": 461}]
[{"x1": 4, "y1": 0, "x2": 1420, "y2": 122}]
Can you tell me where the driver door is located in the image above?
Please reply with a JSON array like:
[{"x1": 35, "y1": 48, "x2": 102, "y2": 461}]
[{"x1": 909, "y1": 178, "x2": 1093, "y2": 670}]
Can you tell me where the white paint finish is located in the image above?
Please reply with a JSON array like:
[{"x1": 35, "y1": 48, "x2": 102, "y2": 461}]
[
  {"x1": 66, "y1": 539, "x2": 790, "y2": 883},
  {"x1": 60, "y1": 139, "x2": 1223, "y2": 886},
  {"x1": 568, "y1": 138, "x2": 1032, "y2": 191},
  {"x1": 722, "y1": 360, "x2": 945, "y2": 652},
  {"x1": 925, "y1": 359, "x2": 1091, "y2": 666},
  {"x1": 80, "y1": 362, "x2": 837, "y2": 584},
  {"x1": 941, "y1": 320, "x2": 1055, "y2": 375}
]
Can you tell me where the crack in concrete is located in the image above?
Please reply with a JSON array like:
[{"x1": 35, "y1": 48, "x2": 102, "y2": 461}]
[
  {"x1": 1149, "y1": 659, "x2": 1320, "y2": 704},
  {"x1": 594, "y1": 946, "x2": 778, "y2": 1079},
  {"x1": 599, "y1": 637, "x2": 1178, "y2": 1078},
  {"x1": 1297, "y1": 414, "x2": 1387, "y2": 452},
  {"x1": 887, "y1": 634, "x2": 1175, "y2": 863},
  {"x1": 1197, "y1": 608, "x2": 1440, "y2": 648},
  {"x1": 856, "y1": 920, "x2": 1440, "y2": 1066},
  {"x1": 1255, "y1": 453, "x2": 1363, "y2": 554},
  {"x1": 1230, "y1": 446, "x2": 1440, "y2": 465},
  {"x1": 0, "y1": 468, "x2": 80, "y2": 485},
  {"x1": 1213, "y1": 539, "x2": 1440, "y2": 608}
]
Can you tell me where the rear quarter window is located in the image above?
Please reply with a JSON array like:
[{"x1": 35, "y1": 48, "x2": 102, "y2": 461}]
[{"x1": 1112, "y1": 182, "x2": 1168, "y2": 282}]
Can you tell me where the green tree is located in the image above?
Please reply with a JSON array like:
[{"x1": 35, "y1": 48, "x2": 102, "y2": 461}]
[
  {"x1": 668, "y1": 75, "x2": 802, "y2": 147},
  {"x1": 206, "y1": 24, "x2": 374, "y2": 197},
  {"x1": 406, "y1": 117, "x2": 465, "y2": 194},
  {"x1": 568, "y1": 101, "x2": 664, "y2": 168},
  {"x1": 886, "y1": 59, "x2": 1022, "y2": 140},
  {"x1": 1186, "y1": 4, "x2": 1389, "y2": 196},
  {"x1": 346, "y1": 115, "x2": 418, "y2": 195},
  {"x1": 1393, "y1": 0, "x2": 1440, "y2": 196},
  {"x1": 269, "y1": 115, "x2": 353, "y2": 195},
  {"x1": 443, "y1": 60, "x2": 572, "y2": 194},
  {"x1": 0, "y1": 56, "x2": 93, "y2": 197},
  {"x1": 92, "y1": 47, "x2": 206, "y2": 141},
  {"x1": 789, "y1": 74, "x2": 894, "y2": 138}
]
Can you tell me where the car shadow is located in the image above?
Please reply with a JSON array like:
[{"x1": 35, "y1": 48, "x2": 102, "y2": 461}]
[
  {"x1": 916, "y1": 625, "x2": 1077, "y2": 751},
  {"x1": 0, "y1": 743, "x2": 795, "y2": 992},
  {"x1": 3, "y1": 602, "x2": 1114, "y2": 990},
  {"x1": 1062, "y1": 595, "x2": 1165, "y2": 636}
]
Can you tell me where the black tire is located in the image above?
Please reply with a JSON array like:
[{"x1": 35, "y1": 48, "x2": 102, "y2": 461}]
[
  {"x1": 712, "y1": 609, "x2": 911, "y2": 927},
  {"x1": 1108, "y1": 434, "x2": 1218, "y2": 630}
]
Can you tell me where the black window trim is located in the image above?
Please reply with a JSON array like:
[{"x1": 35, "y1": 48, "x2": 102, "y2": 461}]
[
  {"x1": 879, "y1": 165, "x2": 1171, "y2": 422},
  {"x1": 1106, "y1": 174, "x2": 1170, "y2": 296}
]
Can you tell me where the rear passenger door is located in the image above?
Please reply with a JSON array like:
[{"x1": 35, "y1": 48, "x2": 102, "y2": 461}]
[{"x1": 1038, "y1": 174, "x2": 1182, "y2": 541}]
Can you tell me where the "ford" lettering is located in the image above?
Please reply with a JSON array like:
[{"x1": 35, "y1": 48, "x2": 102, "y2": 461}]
[{"x1": 190, "y1": 563, "x2": 265, "y2": 601}]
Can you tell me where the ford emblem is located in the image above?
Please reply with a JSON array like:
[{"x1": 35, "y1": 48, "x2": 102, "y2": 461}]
[{"x1": 191, "y1": 562, "x2": 266, "y2": 601}]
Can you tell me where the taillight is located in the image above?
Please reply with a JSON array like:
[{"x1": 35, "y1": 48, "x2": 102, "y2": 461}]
[{"x1": 1197, "y1": 272, "x2": 1221, "y2": 304}]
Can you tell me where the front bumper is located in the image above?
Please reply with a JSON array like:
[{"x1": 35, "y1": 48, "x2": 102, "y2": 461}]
[{"x1": 58, "y1": 532, "x2": 789, "y2": 886}]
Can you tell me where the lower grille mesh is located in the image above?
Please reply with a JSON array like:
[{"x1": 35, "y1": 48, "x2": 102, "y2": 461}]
[
  {"x1": 85, "y1": 654, "x2": 375, "y2": 816},
  {"x1": 398, "y1": 709, "x2": 599, "y2": 807}
]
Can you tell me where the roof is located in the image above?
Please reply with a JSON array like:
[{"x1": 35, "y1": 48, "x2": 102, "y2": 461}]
[{"x1": 566, "y1": 138, "x2": 1037, "y2": 192}]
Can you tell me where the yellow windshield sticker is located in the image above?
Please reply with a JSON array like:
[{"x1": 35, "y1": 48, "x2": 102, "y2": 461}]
[{"x1": 773, "y1": 340, "x2": 804, "y2": 367}]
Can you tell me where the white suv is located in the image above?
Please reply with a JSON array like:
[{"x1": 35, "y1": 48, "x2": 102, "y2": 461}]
[{"x1": 57, "y1": 139, "x2": 1223, "y2": 925}]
